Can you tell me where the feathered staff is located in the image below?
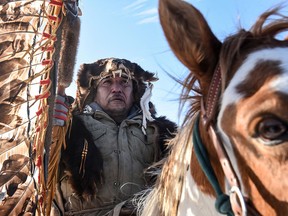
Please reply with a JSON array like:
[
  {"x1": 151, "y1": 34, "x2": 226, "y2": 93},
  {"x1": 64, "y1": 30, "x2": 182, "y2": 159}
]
[
  {"x1": 45, "y1": 1, "x2": 81, "y2": 215},
  {"x1": 0, "y1": 1, "x2": 52, "y2": 214},
  {"x1": 0, "y1": 0, "x2": 80, "y2": 215}
]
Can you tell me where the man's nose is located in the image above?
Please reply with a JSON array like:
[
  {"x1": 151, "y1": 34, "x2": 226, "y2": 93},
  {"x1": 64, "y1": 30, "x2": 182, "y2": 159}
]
[{"x1": 111, "y1": 82, "x2": 123, "y2": 92}]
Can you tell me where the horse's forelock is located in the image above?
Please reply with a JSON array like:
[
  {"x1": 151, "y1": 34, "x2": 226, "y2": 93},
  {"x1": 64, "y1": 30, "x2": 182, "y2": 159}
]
[{"x1": 250, "y1": 6, "x2": 288, "y2": 37}]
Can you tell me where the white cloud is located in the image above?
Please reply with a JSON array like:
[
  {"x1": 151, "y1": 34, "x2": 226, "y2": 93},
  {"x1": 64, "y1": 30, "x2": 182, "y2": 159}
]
[
  {"x1": 138, "y1": 15, "x2": 158, "y2": 24},
  {"x1": 123, "y1": 0, "x2": 158, "y2": 25},
  {"x1": 136, "y1": 8, "x2": 157, "y2": 16},
  {"x1": 124, "y1": 0, "x2": 148, "y2": 11}
]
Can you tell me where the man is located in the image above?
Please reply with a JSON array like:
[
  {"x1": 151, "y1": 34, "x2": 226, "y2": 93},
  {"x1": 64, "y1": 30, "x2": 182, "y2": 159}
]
[{"x1": 53, "y1": 58, "x2": 177, "y2": 215}]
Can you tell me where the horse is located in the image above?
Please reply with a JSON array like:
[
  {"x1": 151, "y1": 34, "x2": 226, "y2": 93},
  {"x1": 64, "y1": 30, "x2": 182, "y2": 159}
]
[{"x1": 138, "y1": 0, "x2": 288, "y2": 215}]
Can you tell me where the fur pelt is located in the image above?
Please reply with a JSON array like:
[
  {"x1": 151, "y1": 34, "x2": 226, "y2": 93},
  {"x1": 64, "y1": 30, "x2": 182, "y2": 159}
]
[
  {"x1": 151, "y1": 116, "x2": 177, "y2": 157},
  {"x1": 62, "y1": 115, "x2": 104, "y2": 198}
]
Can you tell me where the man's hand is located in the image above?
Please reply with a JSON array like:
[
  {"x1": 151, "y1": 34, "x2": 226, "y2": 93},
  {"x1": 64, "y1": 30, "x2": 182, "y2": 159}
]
[{"x1": 53, "y1": 95, "x2": 69, "y2": 126}]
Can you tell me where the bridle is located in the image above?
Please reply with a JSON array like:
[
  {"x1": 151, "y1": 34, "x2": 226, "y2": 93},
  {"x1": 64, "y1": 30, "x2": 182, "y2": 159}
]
[{"x1": 193, "y1": 64, "x2": 261, "y2": 216}]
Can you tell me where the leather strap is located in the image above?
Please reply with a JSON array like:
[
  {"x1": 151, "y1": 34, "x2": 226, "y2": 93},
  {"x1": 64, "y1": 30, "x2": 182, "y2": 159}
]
[
  {"x1": 202, "y1": 64, "x2": 222, "y2": 128},
  {"x1": 207, "y1": 125, "x2": 244, "y2": 215},
  {"x1": 207, "y1": 125, "x2": 239, "y2": 188},
  {"x1": 200, "y1": 64, "x2": 260, "y2": 215}
]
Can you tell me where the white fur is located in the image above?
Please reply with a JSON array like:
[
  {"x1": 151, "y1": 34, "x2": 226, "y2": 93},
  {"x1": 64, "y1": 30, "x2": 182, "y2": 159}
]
[
  {"x1": 217, "y1": 47, "x2": 288, "y2": 195},
  {"x1": 270, "y1": 64, "x2": 288, "y2": 93},
  {"x1": 177, "y1": 168, "x2": 222, "y2": 216},
  {"x1": 219, "y1": 47, "x2": 288, "y2": 113}
]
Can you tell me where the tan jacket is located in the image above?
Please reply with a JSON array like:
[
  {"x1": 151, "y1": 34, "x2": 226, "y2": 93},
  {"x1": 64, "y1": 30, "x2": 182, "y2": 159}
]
[{"x1": 53, "y1": 104, "x2": 160, "y2": 216}]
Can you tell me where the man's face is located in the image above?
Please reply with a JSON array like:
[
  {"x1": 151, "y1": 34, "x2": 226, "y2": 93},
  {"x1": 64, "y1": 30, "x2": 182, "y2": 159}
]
[{"x1": 94, "y1": 75, "x2": 134, "y2": 120}]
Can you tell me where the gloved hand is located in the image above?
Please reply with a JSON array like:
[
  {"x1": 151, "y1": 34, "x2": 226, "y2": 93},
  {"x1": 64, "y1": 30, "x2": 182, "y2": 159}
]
[{"x1": 53, "y1": 95, "x2": 69, "y2": 126}]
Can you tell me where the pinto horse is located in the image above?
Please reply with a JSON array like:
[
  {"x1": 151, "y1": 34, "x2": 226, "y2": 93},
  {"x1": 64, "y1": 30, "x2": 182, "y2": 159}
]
[{"x1": 139, "y1": 0, "x2": 288, "y2": 215}]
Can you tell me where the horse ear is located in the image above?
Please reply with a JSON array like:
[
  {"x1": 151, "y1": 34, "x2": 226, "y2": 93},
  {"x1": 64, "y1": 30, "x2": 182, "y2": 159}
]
[{"x1": 159, "y1": 0, "x2": 222, "y2": 89}]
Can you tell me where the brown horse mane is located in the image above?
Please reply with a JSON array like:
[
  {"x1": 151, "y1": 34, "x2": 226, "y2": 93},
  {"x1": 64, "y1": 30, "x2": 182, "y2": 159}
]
[
  {"x1": 220, "y1": 6, "x2": 288, "y2": 90},
  {"x1": 138, "y1": 4, "x2": 288, "y2": 216}
]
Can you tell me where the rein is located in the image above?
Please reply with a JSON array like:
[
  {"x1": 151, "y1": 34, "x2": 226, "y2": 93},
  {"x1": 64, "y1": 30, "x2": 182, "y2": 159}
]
[
  {"x1": 194, "y1": 65, "x2": 260, "y2": 216},
  {"x1": 193, "y1": 116, "x2": 233, "y2": 215}
]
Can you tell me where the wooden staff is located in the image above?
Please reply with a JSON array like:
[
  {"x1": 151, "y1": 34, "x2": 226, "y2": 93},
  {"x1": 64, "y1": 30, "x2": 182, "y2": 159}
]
[{"x1": 45, "y1": 1, "x2": 81, "y2": 215}]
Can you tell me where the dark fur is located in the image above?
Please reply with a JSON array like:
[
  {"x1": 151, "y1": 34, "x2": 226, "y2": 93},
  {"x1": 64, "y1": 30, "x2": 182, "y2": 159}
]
[
  {"x1": 62, "y1": 115, "x2": 104, "y2": 197},
  {"x1": 152, "y1": 116, "x2": 177, "y2": 157}
]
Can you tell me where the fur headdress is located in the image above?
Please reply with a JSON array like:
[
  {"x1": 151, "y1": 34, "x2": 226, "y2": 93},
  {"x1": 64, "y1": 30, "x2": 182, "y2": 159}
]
[
  {"x1": 74, "y1": 58, "x2": 158, "y2": 133},
  {"x1": 74, "y1": 58, "x2": 158, "y2": 112}
]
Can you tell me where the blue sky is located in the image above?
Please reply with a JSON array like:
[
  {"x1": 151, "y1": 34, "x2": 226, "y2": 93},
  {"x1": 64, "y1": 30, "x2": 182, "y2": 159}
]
[{"x1": 66, "y1": 0, "x2": 287, "y2": 125}]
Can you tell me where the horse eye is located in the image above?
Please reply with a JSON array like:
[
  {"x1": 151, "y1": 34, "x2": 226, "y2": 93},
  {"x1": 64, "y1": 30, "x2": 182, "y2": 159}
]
[{"x1": 257, "y1": 118, "x2": 287, "y2": 143}]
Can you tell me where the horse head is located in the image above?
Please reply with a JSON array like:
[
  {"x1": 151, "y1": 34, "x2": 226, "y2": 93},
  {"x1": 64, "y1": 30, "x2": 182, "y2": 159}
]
[{"x1": 146, "y1": 0, "x2": 288, "y2": 215}]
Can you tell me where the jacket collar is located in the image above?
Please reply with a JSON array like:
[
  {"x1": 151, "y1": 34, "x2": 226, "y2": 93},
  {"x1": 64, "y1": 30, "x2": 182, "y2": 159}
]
[{"x1": 83, "y1": 102, "x2": 142, "y2": 120}]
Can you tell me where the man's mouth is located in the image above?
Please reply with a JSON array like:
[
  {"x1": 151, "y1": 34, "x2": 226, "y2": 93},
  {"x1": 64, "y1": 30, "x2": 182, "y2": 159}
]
[{"x1": 109, "y1": 96, "x2": 125, "y2": 103}]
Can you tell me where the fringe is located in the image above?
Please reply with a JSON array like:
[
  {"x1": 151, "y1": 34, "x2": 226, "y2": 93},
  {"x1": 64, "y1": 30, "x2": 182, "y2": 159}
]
[{"x1": 45, "y1": 112, "x2": 72, "y2": 216}]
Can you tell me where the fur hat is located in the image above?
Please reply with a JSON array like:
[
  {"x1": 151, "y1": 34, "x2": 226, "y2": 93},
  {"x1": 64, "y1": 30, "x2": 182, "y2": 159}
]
[{"x1": 74, "y1": 58, "x2": 158, "y2": 113}]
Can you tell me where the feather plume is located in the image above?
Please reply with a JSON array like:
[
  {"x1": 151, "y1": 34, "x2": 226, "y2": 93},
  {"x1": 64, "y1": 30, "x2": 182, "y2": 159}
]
[{"x1": 0, "y1": 0, "x2": 80, "y2": 215}]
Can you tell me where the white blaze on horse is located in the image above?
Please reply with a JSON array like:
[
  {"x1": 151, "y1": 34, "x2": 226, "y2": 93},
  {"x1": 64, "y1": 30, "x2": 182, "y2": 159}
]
[{"x1": 139, "y1": 0, "x2": 288, "y2": 215}]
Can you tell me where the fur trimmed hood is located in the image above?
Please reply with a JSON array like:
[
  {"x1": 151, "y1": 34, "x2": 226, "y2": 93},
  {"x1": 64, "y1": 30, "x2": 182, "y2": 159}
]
[{"x1": 74, "y1": 58, "x2": 158, "y2": 112}]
